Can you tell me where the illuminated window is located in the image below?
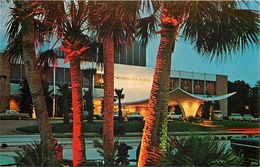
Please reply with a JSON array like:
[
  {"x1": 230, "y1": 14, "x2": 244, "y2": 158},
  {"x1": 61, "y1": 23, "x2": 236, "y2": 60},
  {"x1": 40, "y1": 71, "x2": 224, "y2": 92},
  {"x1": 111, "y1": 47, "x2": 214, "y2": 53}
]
[
  {"x1": 181, "y1": 79, "x2": 192, "y2": 93},
  {"x1": 194, "y1": 80, "x2": 204, "y2": 94},
  {"x1": 206, "y1": 81, "x2": 216, "y2": 95},
  {"x1": 94, "y1": 74, "x2": 104, "y2": 89},
  {"x1": 170, "y1": 78, "x2": 179, "y2": 90}
]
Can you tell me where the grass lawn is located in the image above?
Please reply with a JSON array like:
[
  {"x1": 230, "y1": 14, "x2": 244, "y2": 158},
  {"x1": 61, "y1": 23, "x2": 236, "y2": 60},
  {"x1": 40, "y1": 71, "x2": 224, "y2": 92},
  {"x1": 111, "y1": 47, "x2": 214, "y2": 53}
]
[{"x1": 16, "y1": 121, "x2": 212, "y2": 134}]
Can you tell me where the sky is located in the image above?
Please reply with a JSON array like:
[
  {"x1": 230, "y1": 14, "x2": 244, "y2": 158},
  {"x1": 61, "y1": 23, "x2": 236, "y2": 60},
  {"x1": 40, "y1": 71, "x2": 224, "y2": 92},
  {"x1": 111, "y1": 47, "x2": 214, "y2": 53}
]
[{"x1": 0, "y1": 2, "x2": 259, "y2": 87}]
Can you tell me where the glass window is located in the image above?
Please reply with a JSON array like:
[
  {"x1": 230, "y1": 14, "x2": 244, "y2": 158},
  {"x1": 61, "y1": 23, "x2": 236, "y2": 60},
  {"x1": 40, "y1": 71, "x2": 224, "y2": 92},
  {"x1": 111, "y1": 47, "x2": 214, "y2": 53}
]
[
  {"x1": 114, "y1": 47, "x2": 120, "y2": 64},
  {"x1": 139, "y1": 43, "x2": 146, "y2": 66},
  {"x1": 181, "y1": 79, "x2": 192, "y2": 93},
  {"x1": 56, "y1": 67, "x2": 64, "y2": 84},
  {"x1": 194, "y1": 80, "x2": 204, "y2": 94},
  {"x1": 206, "y1": 81, "x2": 216, "y2": 95},
  {"x1": 134, "y1": 42, "x2": 140, "y2": 66},
  {"x1": 65, "y1": 68, "x2": 71, "y2": 84},
  {"x1": 169, "y1": 78, "x2": 179, "y2": 90},
  {"x1": 127, "y1": 44, "x2": 133, "y2": 65},
  {"x1": 120, "y1": 46, "x2": 126, "y2": 64},
  {"x1": 94, "y1": 74, "x2": 104, "y2": 89}
]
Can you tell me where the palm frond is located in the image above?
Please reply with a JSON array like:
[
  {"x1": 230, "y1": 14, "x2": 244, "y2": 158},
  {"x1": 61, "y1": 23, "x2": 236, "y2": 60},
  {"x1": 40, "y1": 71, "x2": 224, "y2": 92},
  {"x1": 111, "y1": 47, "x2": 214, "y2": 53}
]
[
  {"x1": 3, "y1": 31, "x2": 23, "y2": 63},
  {"x1": 136, "y1": 14, "x2": 160, "y2": 45},
  {"x1": 182, "y1": 1, "x2": 259, "y2": 60},
  {"x1": 37, "y1": 49, "x2": 57, "y2": 68},
  {"x1": 86, "y1": 1, "x2": 140, "y2": 48},
  {"x1": 162, "y1": 134, "x2": 244, "y2": 166}
]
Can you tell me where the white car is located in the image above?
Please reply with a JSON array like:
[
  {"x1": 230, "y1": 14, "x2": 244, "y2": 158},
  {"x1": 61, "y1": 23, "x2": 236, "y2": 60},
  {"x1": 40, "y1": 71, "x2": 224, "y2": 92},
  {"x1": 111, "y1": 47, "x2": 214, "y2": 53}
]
[
  {"x1": 211, "y1": 110, "x2": 224, "y2": 121},
  {"x1": 228, "y1": 113, "x2": 244, "y2": 121},
  {"x1": 243, "y1": 114, "x2": 256, "y2": 121},
  {"x1": 0, "y1": 110, "x2": 29, "y2": 120},
  {"x1": 168, "y1": 112, "x2": 182, "y2": 120}
]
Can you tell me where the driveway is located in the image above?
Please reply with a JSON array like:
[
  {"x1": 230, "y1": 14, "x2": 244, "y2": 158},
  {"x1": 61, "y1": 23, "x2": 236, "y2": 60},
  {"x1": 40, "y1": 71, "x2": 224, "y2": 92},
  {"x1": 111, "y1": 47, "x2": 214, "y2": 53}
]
[{"x1": 0, "y1": 119, "x2": 62, "y2": 135}]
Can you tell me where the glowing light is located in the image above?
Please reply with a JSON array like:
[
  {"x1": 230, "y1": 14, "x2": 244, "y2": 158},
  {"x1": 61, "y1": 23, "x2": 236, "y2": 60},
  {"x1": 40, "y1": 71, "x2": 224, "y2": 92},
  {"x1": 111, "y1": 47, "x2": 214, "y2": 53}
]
[{"x1": 10, "y1": 98, "x2": 19, "y2": 111}]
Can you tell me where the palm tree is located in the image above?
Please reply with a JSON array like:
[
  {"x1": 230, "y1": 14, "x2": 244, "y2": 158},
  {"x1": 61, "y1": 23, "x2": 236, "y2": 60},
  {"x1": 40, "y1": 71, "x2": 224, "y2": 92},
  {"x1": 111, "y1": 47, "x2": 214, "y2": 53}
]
[
  {"x1": 86, "y1": 1, "x2": 140, "y2": 165},
  {"x1": 38, "y1": 1, "x2": 101, "y2": 165},
  {"x1": 115, "y1": 88, "x2": 125, "y2": 122},
  {"x1": 57, "y1": 84, "x2": 71, "y2": 124},
  {"x1": 138, "y1": 1, "x2": 259, "y2": 166},
  {"x1": 3, "y1": 1, "x2": 57, "y2": 158}
]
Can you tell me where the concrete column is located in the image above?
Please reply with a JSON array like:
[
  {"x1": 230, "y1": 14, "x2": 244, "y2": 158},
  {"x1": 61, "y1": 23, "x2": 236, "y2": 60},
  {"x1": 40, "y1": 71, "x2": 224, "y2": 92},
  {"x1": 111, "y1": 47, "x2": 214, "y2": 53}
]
[
  {"x1": 216, "y1": 75, "x2": 228, "y2": 116},
  {"x1": 0, "y1": 55, "x2": 10, "y2": 111},
  {"x1": 177, "y1": 100, "x2": 203, "y2": 118}
]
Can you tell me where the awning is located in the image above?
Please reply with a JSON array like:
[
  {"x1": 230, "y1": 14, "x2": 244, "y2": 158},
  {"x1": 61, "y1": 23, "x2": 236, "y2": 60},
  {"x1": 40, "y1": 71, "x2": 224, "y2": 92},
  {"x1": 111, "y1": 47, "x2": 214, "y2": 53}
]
[
  {"x1": 121, "y1": 87, "x2": 236, "y2": 105},
  {"x1": 169, "y1": 87, "x2": 236, "y2": 102}
]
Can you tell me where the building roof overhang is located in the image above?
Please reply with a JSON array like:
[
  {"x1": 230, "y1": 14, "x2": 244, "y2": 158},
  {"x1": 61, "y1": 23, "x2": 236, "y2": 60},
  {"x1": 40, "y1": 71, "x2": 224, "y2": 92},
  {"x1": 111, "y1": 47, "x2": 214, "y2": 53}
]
[
  {"x1": 121, "y1": 87, "x2": 236, "y2": 105},
  {"x1": 169, "y1": 87, "x2": 236, "y2": 102}
]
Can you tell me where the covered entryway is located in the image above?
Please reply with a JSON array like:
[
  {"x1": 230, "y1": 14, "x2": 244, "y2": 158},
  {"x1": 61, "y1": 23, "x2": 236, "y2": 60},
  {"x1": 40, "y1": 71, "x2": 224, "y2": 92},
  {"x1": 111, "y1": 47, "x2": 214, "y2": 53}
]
[{"x1": 168, "y1": 88, "x2": 236, "y2": 118}]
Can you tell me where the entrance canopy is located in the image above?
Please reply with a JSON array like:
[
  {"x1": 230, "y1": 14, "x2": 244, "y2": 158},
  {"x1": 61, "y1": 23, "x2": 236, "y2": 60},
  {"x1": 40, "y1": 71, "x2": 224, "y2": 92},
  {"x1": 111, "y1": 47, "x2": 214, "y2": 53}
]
[
  {"x1": 122, "y1": 87, "x2": 236, "y2": 118},
  {"x1": 168, "y1": 87, "x2": 236, "y2": 117},
  {"x1": 169, "y1": 87, "x2": 236, "y2": 102}
]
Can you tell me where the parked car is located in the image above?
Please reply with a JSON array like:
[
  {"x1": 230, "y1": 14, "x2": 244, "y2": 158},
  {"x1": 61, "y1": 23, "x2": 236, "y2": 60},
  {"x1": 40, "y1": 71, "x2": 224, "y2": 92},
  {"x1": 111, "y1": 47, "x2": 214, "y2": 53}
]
[
  {"x1": 255, "y1": 116, "x2": 260, "y2": 122},
  {"x1": 167, "y1": 112, "x2": 183, "y2": 120},
  {"x1": 127, "y1": 112, "x2": 143, "y2": 121},
  {"x1": 228, "y1": 113, "x2": 244, "y2": 121},
  {"x1": 243, "y1": 114, "x2": 256, "y2": 121},
  {"x1": 0, "y1": 110, "x2": 29, "y2": 120},
  {"x1": 211, "y1": 110, "x2": 224, "y2": 121}
]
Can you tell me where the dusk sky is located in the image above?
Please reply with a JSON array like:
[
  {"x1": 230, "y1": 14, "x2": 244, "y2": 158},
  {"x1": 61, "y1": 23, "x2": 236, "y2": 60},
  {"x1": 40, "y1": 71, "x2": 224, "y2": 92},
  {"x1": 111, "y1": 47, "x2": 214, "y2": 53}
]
[{"x1": 0, "y1": 2, "x2": 259, "y2": 87}]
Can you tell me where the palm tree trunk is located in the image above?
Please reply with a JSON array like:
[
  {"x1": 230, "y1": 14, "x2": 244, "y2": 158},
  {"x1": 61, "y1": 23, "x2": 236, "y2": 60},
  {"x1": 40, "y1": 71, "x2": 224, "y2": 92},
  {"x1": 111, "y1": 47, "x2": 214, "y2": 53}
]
[
  {"x1": 21, "y1": 17, "x2": 55, "y2": 156},
  {"x1": 138, "y1": 3, "x2": 191, "y2": 165},
  {"x1": 138, "y1": 29, "x2": 175, "y2": 167},
  {"x1": 70, "y1": 57, "x2": 86, "y2": 166},
  {"x1": 103, "y1": 37, "x2": 115, "y2": 166},
  {"x1": 118, "y1": 98, "x2": 123, "y2": 122}
]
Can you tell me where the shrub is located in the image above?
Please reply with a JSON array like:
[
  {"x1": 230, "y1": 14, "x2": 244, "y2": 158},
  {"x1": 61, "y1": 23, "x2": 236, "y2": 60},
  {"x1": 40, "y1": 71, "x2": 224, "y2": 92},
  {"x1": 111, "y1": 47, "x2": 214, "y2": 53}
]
[
  {"x1": 14, "y1": 141, "x2": 61, "y2": 167},
  {"x1": 161, "y1": 134, "x2": 244, "y2": 166}
]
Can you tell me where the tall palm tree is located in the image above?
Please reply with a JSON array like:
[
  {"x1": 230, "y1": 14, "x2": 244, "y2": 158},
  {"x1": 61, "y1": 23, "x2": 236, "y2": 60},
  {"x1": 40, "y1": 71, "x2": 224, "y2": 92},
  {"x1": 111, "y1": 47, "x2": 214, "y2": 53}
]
[
  {"x1": 86, "y1": 1, "x2": 140, "y2": 165},
  {"x1": 3, "y1": 1, "x2": 58, "y2": 158},
  {"x1": 38, "y1": 1, "x2": 101, "y2": 165},
  {"x1": 138, "y1": 1, "x2": 259, "y2": 166}
]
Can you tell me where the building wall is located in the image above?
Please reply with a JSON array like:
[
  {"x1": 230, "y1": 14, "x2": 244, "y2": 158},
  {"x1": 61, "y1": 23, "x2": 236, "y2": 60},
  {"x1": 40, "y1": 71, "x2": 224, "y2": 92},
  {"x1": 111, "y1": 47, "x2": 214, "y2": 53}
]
[
  {"x1": 216, "y1": 75, "x2": 228, "y2": 116},
  {"x1": 9, "y1": 60, "x2": 229, "y2": 117},
  {"x1": 0, "y1": 55, "x2": 10, "y2": 111}
]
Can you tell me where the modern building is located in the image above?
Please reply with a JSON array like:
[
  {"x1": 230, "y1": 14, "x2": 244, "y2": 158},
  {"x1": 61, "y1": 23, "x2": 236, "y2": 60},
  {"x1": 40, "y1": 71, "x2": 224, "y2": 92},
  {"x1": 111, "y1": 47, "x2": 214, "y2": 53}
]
[{"x1": 1, "y1": 42, "x2": 232, "y2": 118}]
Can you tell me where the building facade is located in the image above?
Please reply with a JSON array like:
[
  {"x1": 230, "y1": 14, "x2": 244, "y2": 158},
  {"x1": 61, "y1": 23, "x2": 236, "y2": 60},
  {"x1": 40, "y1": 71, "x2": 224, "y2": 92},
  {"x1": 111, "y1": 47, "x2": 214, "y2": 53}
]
[{"x1": 3, "y1": 43, "x2": 229, "y2": 118}]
